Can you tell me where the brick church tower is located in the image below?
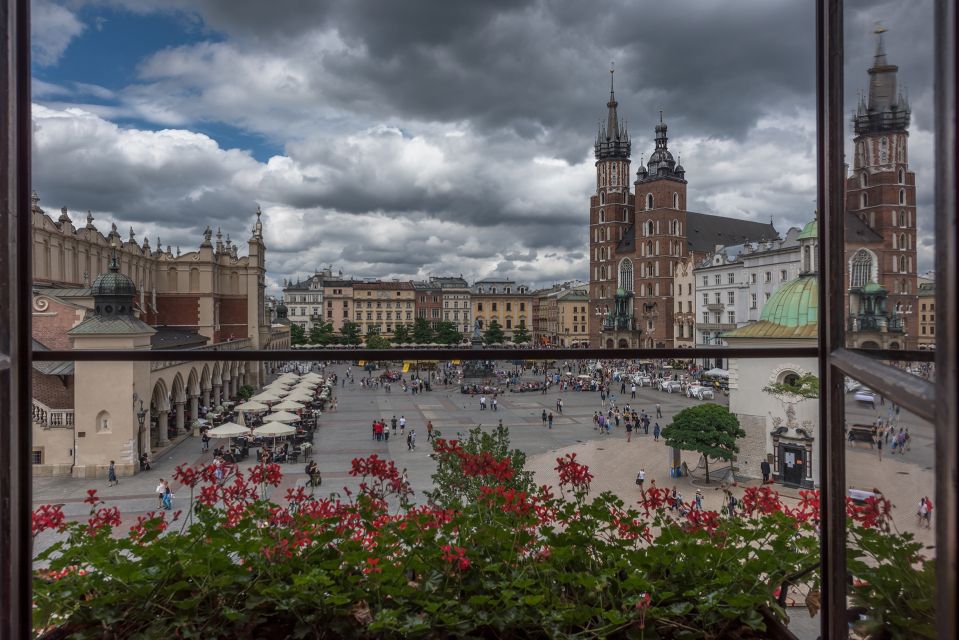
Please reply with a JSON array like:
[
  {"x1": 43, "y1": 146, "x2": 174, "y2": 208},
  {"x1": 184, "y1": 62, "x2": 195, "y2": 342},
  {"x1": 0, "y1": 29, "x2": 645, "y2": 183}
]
[
  {"x1": 632, "y1": 115, "x2": 688, "y2": 348},
  {"x1": 588, "y1": 68, "x2": 635, "y2": 346},
  {"x1": 844, "y1": 28, "x2": 918, "y2": 349}
]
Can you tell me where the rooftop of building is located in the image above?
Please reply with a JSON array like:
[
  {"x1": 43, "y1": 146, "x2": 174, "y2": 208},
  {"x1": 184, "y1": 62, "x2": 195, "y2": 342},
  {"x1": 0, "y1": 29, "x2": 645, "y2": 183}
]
[{"x1": 723, "y1": 275, "x2": 818, "y2": 340}]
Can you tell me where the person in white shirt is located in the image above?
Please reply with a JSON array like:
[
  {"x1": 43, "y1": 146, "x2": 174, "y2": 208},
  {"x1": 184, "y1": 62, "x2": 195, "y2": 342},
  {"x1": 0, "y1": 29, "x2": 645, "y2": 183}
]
[{"x1": 156, "y1": 480, "x2": 166, "y2": 509}]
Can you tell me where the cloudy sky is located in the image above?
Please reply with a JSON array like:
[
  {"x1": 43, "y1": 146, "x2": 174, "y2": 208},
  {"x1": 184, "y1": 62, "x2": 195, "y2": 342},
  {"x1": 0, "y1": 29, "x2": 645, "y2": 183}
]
[{"x1": 30, "y1": 0, "x2": 935, "y2": 292}]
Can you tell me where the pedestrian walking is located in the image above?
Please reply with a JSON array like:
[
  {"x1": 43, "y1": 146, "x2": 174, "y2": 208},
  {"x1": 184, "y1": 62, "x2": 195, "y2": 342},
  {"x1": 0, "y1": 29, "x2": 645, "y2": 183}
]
[
  {"x1": 877, "y1": 435, "x2": 883, "y2": 460},
  {"x1": 542, "y1": 409, "x2": 548, "y2": 426},
  {"x1": 635, "y1": 468, "x2": 645, "y2": 488},
  {"x1": 492, "y1": 398, "x2": 498, "y2": 412},
  {"x1": 400, "y1": 416, "x2": 407, "y2": 433},
  {"x1": 653, "y1": 423, "x2": 661, "y2": 442},
  {"x1": 391, "y1": 416, "x2": 398, "y2": 433},
  {"x1": 427, "y1": 420, "x2": 435, "y2": 442},
  {"x1": 156, "y1": 479, "x2": 166, "y2": 509},
  {"x1": 631, "y1": 384, "x2": 637, "y2": 399},
  {"x1": 107, "y1": 460, "x2": 118, "y2": 486},
  {"x1": 694, "y1": 489, "x2": 703, "y2": 510},
  {"x1": 556, "y1": 398, "x2": 563, "y2": 414},
  {"x1": 626, "y1": 420, "x2": 633, "y2": 442},
  {"x1": 162, "y1": 480, "x2": 173, "y2": 510},
  {"x1": 547, "y1": 412, "x2": 554, "y2": 429},
  {"x1": 656, "y1": 403, "x2": 663, "y2": 418},
  {"x1": 407, "y1": 429, "x2": 416, "y2": 451},
  {"x1": 480, "y1": 396, "x2": 487, "y2": 410},
  {"x1": 202, "y1": 431, "x2": 210, "y2": 452},
  {"x1": 760, "y1": 459, "x2": 771, "y2": 484}
]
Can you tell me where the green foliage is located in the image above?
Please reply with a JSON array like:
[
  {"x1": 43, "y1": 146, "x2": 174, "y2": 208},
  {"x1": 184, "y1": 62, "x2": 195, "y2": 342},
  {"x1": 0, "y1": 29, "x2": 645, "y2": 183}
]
[
  {"x1": 762, "y1": 373, "x2": 820, "y2": 399},
  {"x1": 339, "y1": 321, "x2": 361, "y2": 346},
  {"x1": 661, "y1": 403, "x2": 746, "y2": 483},
  {"x1": 236, "y1": 385, "x2": 254, "y2": 401},
  {"x1": 412, "y1": 317, "x2": 435, "y2": 344},
  {"x1": 435, "y1": 320, "x2": 463, "y2": 345},
  {"x1": 511, "y1": 321, "x2": 531, "y2": 344},
  {"x1": 424, "y1": 424, "x2": 534, "y2": 508},
  {"x1": 847, "y1": 525, "x2": 936, "y2": 639},
  {"x1": 482, "y1": 319, "x2": 505, "y2": 345},
  {"x1": 308, "y1": 321, "x2": 336, "y2": 345},
  {"x1": 364, "y1": 326, "x2": 391, "y2": 349},
  {"x1": 289, "y1": 323, "x2": 306, "y2": 345},
  {"x1": 392, "y1": 324, "x2": 412, "y2": 344}
]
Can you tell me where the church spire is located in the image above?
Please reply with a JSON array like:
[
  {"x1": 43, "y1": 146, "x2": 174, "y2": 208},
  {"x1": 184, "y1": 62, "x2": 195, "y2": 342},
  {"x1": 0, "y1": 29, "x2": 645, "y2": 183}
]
[
  {"x1": 855, "y1": 26, "x2": 909, "y2": 134},
  {"x1": 594, "y1": 64, "x2": 630, "y2": 161}
]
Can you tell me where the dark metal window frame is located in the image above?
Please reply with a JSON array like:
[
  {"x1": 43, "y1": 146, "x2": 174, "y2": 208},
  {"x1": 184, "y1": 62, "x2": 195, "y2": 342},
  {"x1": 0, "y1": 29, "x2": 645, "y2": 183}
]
[{"x1": 1, "y1": 1, "x2": 955, "y2": 638}]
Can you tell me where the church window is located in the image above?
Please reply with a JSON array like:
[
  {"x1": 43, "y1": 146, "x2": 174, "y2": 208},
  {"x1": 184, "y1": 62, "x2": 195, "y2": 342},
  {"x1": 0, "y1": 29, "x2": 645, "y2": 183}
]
[
  {"x1": 618, "y1": 259, "x2": 634, "y2": 293},
  {"x1": 899, "y1": 211, "x2": 906, "y2": 227},
  {"x1": 618, "y1": 227, "x2": 623, "y2": 240},
  {"x1": 600, "y1": 192, "x2": 606, "y2": 205},
  {"x1": 599, "y1": 209, "x2": 605, "y2": 223},
  {"x1": 673, "y1": 193, "x2": 679, "y2": 208},
  {"x1": 899, "y1": 256, "x2": 907, "y2": 272},
  {"x1": 898, "y1": 168, "x2": 905, "y2": 184},
  {"x1": 851, "y1": 250, "x2": 872, "y2": 287},
  {"x1": 646, "y1": 241, "x2": 653, "y2": 256},
  {"x1": 646, "y1": 193, "x2": 653, "y2": 210},
  {"x1": 899, "y1": 189, "x2": 905, "y2": 205},
  {"x1": 860, "y1": 172, "x2": 868, "y2": 188},
  {"x1": 646, "y1": 284, "x2": 653, "y2": 297},
  {"x1": 901, "y1": 280, "x2": 908, "y2": 294},
  {"x1": 899, "y1": 233, "x2": 906, "y2": 250},
  {"x1": 869, "y1": 211, "x2": 875, "y2": 227},
  {"x1": 861, "y1": 192, "x2": 868, "y2": 208}
]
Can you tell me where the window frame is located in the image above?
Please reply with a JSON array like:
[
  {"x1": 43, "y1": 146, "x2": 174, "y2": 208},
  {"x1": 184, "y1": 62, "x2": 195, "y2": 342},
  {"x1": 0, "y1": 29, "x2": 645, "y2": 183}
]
[{"x1": 1, "y1": 2, "x2": 956, "y2": 639}]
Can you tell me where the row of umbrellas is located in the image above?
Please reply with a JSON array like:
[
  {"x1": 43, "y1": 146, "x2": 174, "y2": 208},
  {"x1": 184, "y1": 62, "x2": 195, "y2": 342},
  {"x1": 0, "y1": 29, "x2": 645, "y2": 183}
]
[{"x1": 208, "y1": 371, "x2": 332, "y2": 440}]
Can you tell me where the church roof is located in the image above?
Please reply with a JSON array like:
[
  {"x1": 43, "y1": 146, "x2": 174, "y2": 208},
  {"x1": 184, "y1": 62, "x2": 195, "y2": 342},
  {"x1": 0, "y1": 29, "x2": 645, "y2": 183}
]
[
  {"x1": 685, "y1": 211, "x2": 778, "y2": 253},
  {"x1": 845, "y1": 212, "x2": 883, "y2": 243},
  {"x1": 68, "y1": 314, "x2": 156, "y2": 337},
  {"x1": 723, "y1": 275, "x2": 818, "y2": 339}
]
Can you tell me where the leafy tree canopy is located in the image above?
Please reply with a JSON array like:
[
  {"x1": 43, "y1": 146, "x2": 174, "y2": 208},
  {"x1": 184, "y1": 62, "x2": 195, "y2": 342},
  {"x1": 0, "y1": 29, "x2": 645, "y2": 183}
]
[
  {"x1": 339, "y1": 321, "x2": 362, "y2": 346},
  {"x1": 483, "y1": 319, "x2": 505, "y2": 345},
  {"x1": 412, "y1": 317, "x2": 435, "y2": 344},
  {"x1": 309, "y1": 321, "x2": 336, "y2": 345},
  {"x1": 436, "y1": 321, "x2": 464, "y2": 345},
  {"x1": 392, "y1": 324, "x2": 412, "y2": 344},
  {"x1": 511, "y1": 321, "x2": 531, "y2": 344},
  {"x1": 289, "y1": 323, "x2": 306, "y2": 345},
  {"x1": 661, "y1": 403, "x2": 746, "y2": 483}
]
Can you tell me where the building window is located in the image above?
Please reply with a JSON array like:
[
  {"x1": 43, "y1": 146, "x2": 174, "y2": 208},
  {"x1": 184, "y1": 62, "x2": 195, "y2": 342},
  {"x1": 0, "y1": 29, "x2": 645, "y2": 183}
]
[
  {"x1": 714, "y1": 274, "x2": 721, "y2": 285},
  {"x1": 477, "y1": 302, "x2": 483, "y2": 311},
  {"x1": 861, "y1": 192, "x2": 868, "y2": 208},
  {"x1": 672, "y1": 193, "x2": 679, "y2": 208},
  {"x1": 764, "y1": 271, "x2": 771, "y2": 283},
  {"x1": 899, "y1": 189, "x2": 905, "y2": 205},
  {"x1": 646, "y1": 193, "x2": 653, "y2": 209},
  {"x1": 618, "y1": 258, "x2": 634, "y2": 293},
  {"x1": 750, "y1": 273, "x2": 757, "y2": 284},
  {"x1": 898, "y1": 168, "x2": 905, "y2": 184},
  {"x1": 861, "y1": 172, "x2": 868, "y2": 188},
  {"x1": 506, "y1": 302, "x2": 512, "y2": 312},
  {"x1": 727, "y1": 311, "x2": 735, "y2": 324},
  {"x1": 851, "y1": 250, "x2": 872, "y2": 287},
  {"x1": 599, "y1": 209, "x2": 605, "y2": 223},
  {"x1": 492, "y1": 303, "x2": 497, "y2": 312},
  {"x1": 702, "y1": 293, "x2": 708, "y2": 306},
  {"x1": 750, "y1": 294, "x2": 757, "y2": 309},
  {"x1": 714, "y1": 292, "x2": 721, "y2": 305},
  {"x1": 702, "y1": 276, "x2": 708, "y2": 286},
  {"x1": 727, "y1": 273, "x2": 735, "y2": 284},
  {"x1": 727, "y1": 291, "x2": 735, "y2": 305},
  {"x1": 780, "y1": 269, "x2": 787, "y2": 281},
  {"x1": 702, "y1": 312, "x2": 709, "y2": 323},
  {"x1": 520, "y1": 303, "x2": 525, "y2": 311}
]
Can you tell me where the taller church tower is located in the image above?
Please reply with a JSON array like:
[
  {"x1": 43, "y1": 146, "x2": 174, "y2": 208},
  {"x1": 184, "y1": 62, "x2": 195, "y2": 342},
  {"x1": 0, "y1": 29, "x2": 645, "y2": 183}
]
[
  {"x1": 845, "y1": 27, "x2": 918, "y2": 349},
  {"x1": 588, "y1": 68, "x2": 634, "y2": 346}
]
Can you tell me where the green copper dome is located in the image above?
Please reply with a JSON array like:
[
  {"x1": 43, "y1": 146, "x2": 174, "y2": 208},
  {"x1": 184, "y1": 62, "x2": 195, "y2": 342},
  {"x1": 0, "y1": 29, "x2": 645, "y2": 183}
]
[
  {"x1": 759, "y1": 275, "x2": 818, "y2": 327},
  {"x1": 861, "y1": 281, "x2": 886, "y2": 294},
  {"x1": 797, "y1": 219, "x2": 818, "y2": 240}
]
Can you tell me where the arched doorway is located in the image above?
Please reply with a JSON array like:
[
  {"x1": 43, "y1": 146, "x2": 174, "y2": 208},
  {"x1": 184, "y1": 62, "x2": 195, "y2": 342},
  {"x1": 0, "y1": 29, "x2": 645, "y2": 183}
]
[
  {"x1": 605, "y1": 339, "x2": 614, "y2": 348},
  {"x1": 618, "y1": 338, "x2": 629, "y2": 348},
  {"x1": 860, "y1": 340, "x2": 880, "y2": 349}
]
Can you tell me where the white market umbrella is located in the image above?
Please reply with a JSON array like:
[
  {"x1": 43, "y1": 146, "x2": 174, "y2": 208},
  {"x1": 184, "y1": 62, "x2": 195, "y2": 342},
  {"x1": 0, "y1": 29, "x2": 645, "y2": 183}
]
[
  {"x1": 277, "y1": 374, "x2": 300, "y2": 382},
  {"x1": 235, "y1": 400, "x2": 269, "y2": 413},
  {"x1": 264, "y1": 382, "x2": 291, "y2": 391},
  {"x1": 295, "y1": 381, "x2": 318, "y2": 389},
  {"x1": 272, "y1": 399, "x2": 305, "y2": 411},
  {"x1": 286, "y1": 393, "x2": 313, "y2": 403},
  {"x1": 207, "y1": 422, "x2": 252, "y2": 438},
  {"x1": 302, "y1": 373, "x2": 323, "y2": 381},
  {"x1": 254, "y1": 422, "x2": 296, "y2": 437},
  {"x1": 704, "y1": 368, "x2": 730, "y2": 378},
  {"x1": 262, "y1": 387, "x2": 290, "y2": 397},
  {"x1": 251, "y1": 392, "x2": 282, "y2": 403},
  {"x1": 268, "y1": 410, "x2": 301, "y2": 423}
]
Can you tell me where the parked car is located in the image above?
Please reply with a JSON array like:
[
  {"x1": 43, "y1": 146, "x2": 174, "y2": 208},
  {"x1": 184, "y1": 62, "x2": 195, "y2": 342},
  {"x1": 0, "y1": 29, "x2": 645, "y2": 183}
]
[
  {"x1": 662, "y1": 381, "x2": 683, "y2": 393},
  {"x1": 854, "y1": 389, "x2": 876, "y2": 405}
]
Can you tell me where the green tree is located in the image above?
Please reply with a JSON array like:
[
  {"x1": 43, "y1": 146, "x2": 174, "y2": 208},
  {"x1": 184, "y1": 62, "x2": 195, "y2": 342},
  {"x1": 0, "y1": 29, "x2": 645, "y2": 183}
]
[
  {"x1": 425, "y1": 424, "x2": 535, "y2": 508},
  {"x1": 339, "y1": 321, "x2": 361, "y2": 346},
  {"x1": 308, "y1": 321, "x2": 336, "y2": 345},
  {"x1": 435, "y1": 320, "x2": 464, "y2": 345},
  {"x1": 412, "y1": 317, "x2": 435, "y2": 344},
  {"x1": 483, "y1": 319, "x2": 505, "y2": 345},
  {"x1": 392, "y1": 323, "x2": 412, "y2": 344},
  {"x1": 236, "y1": 385, "x2": 254, "y2": 401},
  {"x1": 364, "y1": 325, "x2": 391, "y2": 349},
  {"x1": 289, "y1": 323, "x2": 306, "y2": 345},
  {"x1": 661, "y1": 403, "x2": 746, "y2": 484},
  {"x1": 511, "y1": 321, "x2": 531, "y2": 344}
]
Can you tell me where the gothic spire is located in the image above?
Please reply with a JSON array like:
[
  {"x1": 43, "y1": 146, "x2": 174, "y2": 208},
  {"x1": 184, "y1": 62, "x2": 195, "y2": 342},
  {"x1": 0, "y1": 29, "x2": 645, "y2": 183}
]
[
  {"x1": 594, "y1": 64, "x2": 630, "y2": 161},
  {"x1": 854, "y1": 26, "x2": 909, "y2": 135}
]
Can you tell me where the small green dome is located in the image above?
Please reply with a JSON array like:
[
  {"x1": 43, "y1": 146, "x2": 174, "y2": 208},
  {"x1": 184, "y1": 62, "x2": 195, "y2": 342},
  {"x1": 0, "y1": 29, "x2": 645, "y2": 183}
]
[
  {"x1": 616, "y1": 287, "x2": 626, "y2": 297},
  {"x1": 759, "y1": 275, "x2": 818, "y2": 328},
  {"x1": 797, "y1": 219, "x2": 818, "y2": 240},
  {"x1": 861, "y1": 281, "x2": 886, "y2": 294}
]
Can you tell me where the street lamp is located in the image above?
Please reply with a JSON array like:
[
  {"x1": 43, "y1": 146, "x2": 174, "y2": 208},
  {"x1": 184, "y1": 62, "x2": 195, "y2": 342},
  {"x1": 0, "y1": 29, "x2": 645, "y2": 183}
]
[{"x1": 136, "y1": 401, "x2": 146, "y2": 461}]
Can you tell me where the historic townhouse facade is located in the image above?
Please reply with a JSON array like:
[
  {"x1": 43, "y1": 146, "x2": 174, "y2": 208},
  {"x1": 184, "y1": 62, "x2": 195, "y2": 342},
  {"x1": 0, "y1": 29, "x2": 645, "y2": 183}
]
[
  {"x1": 471, "y1": 278, "x2": 533, "y2": 340},
  {"x1": 352, "y1": 281, "x2": 415, "y2": 338}
]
